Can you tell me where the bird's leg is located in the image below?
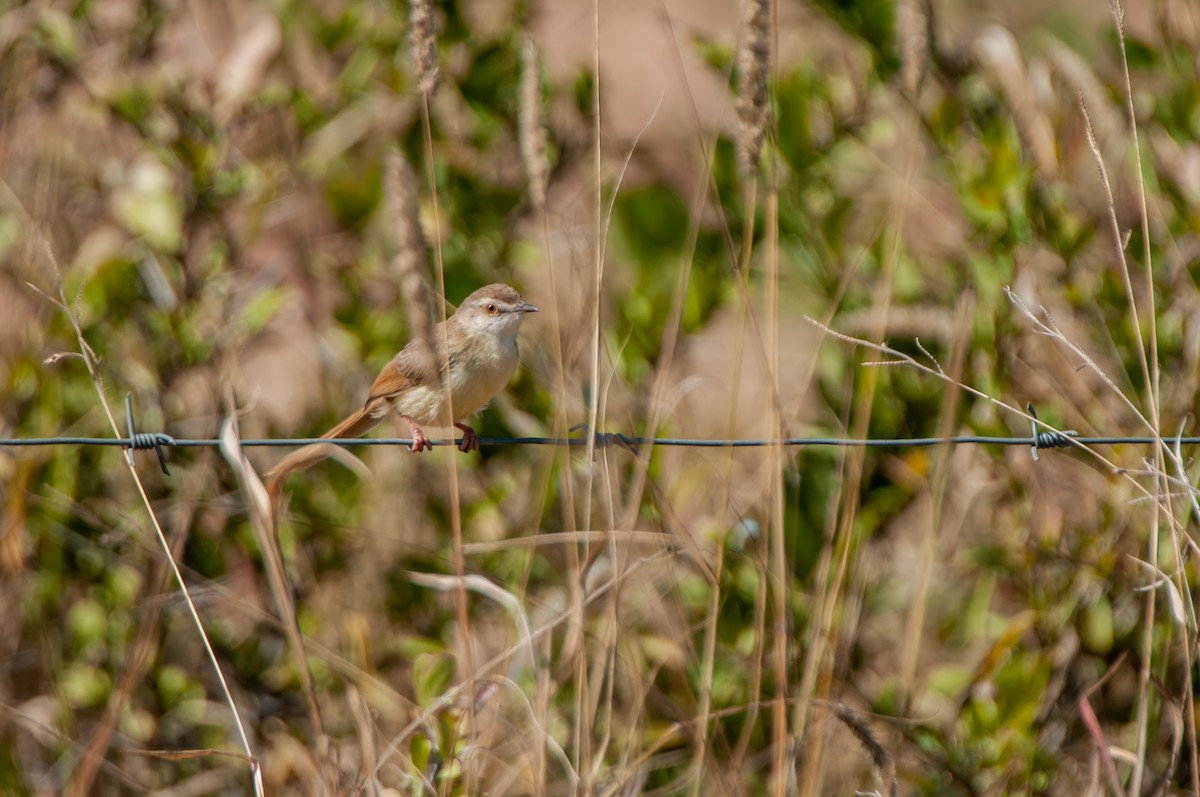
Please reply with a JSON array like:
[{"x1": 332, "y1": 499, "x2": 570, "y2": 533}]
[
  {"x1": 454, "y1": 422, "x2": 479, "y2": 453},
  {"x1": 401, "y1": 415, "x2": 433, "y2": 452}
]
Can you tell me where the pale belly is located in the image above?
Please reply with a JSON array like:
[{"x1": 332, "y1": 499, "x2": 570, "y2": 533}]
[{"x1": 386, "y1": 341, "x2": 518, "y2": 427}]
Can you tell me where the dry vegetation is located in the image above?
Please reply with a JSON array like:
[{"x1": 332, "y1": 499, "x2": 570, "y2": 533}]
[{"x1": 3, "y1": 0, "x2": 1200, "y2": 794}]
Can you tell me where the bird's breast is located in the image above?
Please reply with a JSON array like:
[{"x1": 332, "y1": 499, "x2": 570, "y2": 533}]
[{"x1": 446, "y1": 334, "x2": 519, "y2": 422}]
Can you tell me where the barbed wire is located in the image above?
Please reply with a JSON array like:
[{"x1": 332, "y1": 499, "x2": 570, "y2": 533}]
[
  {"x1": 6, "y1": 434, "x2": 1194, "y2": 450},
  {"x1": 0, "y1": 395, "x2": 1190, "y2": 476}
]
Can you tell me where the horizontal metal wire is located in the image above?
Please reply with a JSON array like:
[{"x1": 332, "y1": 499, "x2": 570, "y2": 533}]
[
  {"x1": 2, "y1": 394, "x2": 1174, "y2": 469},
  {"x1": 2, "y1": 434, "x2": 1196, "y2": 449}
]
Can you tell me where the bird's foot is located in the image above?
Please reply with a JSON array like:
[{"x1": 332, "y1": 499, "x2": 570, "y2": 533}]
[
  {"x1": 454, "y1": 423, "x2": 479, "y2": 453},
  {"x1": 402, "y1": 416, "x2": 433, "y2": 452}
]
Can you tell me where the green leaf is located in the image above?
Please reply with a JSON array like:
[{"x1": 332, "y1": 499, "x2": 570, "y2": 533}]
[
  {"x1": 67, "y1": 598, "x2": 108, "y2": 647},
  {"x1": 1078, "y1": 597, "x2": 1114, "y2": 655},
  {"x1": 61, "y1": 664, "x2": 112, "y2": 708},
  {"x1": 112, "y1": 156, "x2": 184, "y2": 252},
  {"x1": 412, "y1": 652, "x2": 455, "y2": 709},
  {"x1": 240, "y1": 287, "x2": 291, "y2": 335}
]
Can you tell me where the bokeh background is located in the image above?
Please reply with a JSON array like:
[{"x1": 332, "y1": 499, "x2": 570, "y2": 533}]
[{"x1": 3, "y1": 0, "x2": 1200, "y2": 794}]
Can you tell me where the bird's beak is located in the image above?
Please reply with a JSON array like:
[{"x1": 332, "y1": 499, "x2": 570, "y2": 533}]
[{"x1": 518, "y1": 302, "x2": 539, "y2": 314}]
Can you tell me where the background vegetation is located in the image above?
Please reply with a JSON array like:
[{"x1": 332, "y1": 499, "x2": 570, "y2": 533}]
[{"x1": 2, "y1": 0, "x2": 1200, "y2": 794}]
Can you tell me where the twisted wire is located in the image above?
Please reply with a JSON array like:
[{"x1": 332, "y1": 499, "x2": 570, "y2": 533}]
[{"x1": 0, "y1": 396, "x2": 1186, "y2": 475}]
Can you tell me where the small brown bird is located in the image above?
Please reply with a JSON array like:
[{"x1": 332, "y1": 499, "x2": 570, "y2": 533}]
[{"x1": 267, "y1": 283, "x2": 538, "y2": 505}]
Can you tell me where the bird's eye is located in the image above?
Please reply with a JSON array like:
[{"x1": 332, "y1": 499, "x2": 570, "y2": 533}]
[{"x1": 486, "y1": 303, "x2": 498, "y2": 314}]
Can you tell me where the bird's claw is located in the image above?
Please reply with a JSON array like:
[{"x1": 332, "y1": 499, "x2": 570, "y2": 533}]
[
  {"x1": 403, "y1": 417, "x2": 433, "y2": 453},
  {"x1": 455, "y1": 423, "x2": 479, "y2": 453}
]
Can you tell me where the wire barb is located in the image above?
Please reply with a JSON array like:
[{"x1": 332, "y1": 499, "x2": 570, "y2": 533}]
[
  {"x1": 1027, "y1": 403, "x2": 1078, "y2": 462},
  {"x1": 569, "y1": 423, "x2": 634, "y2": 452},
  {"x1": 124, "y1": 394, "x2": 175, "y2": 475}
]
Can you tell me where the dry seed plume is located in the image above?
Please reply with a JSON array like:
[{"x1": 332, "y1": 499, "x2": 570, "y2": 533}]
[
  {"x1": 736, "y1": 0, "x2": 770, "y2": 176},
  {"x1": 384, "y1": 150, "x2": 434, "y2": 348},
  {"x1": 519, "y1": 36, "x2": 550, "y2": 210},
  {"x1": 896, "y1": 0, "x2": 930, "y2": 98},
  {"x1": 409, "y1": 0, "x2": 440, "y2": 96},
  {"x1": 1045, "y1": 39, "x2": 1123, "y2": 161},
  {"x1": 972, "y1": 24, "x2": 1058, "y2": 180},
  {"x1": 830, "y1": 703, "x2": 898, "y2": 797},
  {"x1": 1159, "y1": 0, "x2": 1200, "y2": 48}
]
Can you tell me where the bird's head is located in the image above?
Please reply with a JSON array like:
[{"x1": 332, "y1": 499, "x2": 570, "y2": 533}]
[{"x1": 454, "y1": 283, "x2": 538, "y2": 341}]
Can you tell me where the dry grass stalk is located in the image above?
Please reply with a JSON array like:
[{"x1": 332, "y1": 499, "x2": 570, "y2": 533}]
[
  {"x1": 898, "y1": 294, "x2": 972, "y2": 695},
  {"x1": 384, "y1": 150, "x2": 434, "y2": 347},
  {"x1": 219, "y1": 414, "x2": 329, "y2": 790},
  {"x1": 1077, "y1": 103, "x2": 1158, "y2": 438},
  {"x1": 896, "y1": 0, "x2": 929, "y2": 98},
  {"x1": 736, "y1": 0, "x2": 770, "y2": 176},
  {"x1": 1100, "y1": 4, "x2": 1181, "y2": 792},
  {"x1": 808, "y1": 309, "x2": 1133, "y2": 479},
  {"x1": 1045, "y1": 39, "x2": 1123, "y2": 161},
  {"x1": 972, "y1": 24, "x2": 1058, "y2": 180},
  {"x1": 408, "y1": 0, "x2": 440, "y2": 96},
  {"x1": 519, "y1": 36, "x2": 550, "y2": 210},
  {"x1": 1159, "y1": 0, "x2": 1200, "y2": 48}
]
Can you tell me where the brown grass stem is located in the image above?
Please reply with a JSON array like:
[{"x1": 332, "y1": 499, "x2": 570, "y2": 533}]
[
  {"x1": 577, "y1": 1, "x2": 605, "y2": 787},
  {"x1": 218, "y1": 412, "x2": 329, "y2": 792},
  {"x1": 898, "y1": 294, "x2": 972, "y2": 696},
  {"x1": 1102, "y1": 4, "x2": 1174, "y2": 790},
  {"x1": 415, "y1": 82, "x2": 479, "y2": 787}
]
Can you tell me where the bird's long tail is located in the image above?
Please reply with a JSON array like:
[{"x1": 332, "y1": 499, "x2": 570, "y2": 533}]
[{"x1": 266, "y1": 401, "x2": 385, "y2": 513}]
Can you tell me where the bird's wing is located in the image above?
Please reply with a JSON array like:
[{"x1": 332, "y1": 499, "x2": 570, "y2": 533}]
[{"x1": 365, "y1": 335, "x2": 442, "y2": 403}]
